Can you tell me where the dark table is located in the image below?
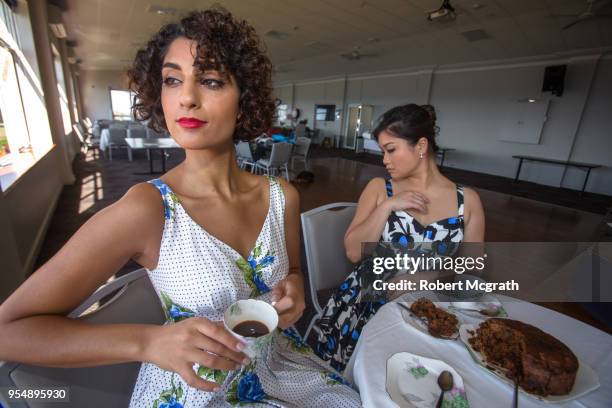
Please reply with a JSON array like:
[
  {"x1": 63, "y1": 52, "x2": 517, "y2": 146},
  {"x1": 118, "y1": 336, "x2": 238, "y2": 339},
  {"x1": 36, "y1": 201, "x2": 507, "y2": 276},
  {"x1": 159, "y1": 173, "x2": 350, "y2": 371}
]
[{"x1": 512, "y1": 155, "x2": 601, "y2": 195}]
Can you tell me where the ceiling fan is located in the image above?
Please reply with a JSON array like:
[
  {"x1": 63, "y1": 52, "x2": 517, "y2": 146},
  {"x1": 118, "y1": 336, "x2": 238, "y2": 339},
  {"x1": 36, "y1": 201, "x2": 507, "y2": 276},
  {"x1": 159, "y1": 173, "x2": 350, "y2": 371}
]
[
  {"x1": 556, "y1": 0, "x2": 612, "y2": 30},
  {"x1": 340, "y1": 46, "x2": 379, "y2": 61}
]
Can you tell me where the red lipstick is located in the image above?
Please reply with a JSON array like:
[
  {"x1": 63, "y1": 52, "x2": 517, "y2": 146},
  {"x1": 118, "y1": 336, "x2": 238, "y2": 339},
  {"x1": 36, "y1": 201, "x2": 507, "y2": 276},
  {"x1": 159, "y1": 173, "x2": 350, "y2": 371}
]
[{"x1": 177, "y1": 117, "x2": 207, "y2": 129}]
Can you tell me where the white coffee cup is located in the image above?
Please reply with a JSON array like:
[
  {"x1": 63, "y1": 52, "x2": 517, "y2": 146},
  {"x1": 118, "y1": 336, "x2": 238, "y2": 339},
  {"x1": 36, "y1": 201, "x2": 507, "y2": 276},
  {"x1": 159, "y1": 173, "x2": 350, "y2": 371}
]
[{"x1": 223, "y1": 299, "x2": 278, "y2": 359}]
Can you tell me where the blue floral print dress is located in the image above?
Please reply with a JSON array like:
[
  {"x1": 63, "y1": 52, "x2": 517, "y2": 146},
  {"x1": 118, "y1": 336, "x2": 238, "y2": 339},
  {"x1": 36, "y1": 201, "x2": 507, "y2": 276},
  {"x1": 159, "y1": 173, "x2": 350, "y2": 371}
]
[
  {"x1": 312, "y1": 180, "x2": 465, "y2": 373},
  {"x1": 129, "y1": 177, "x2": 360, "y2": 408}
]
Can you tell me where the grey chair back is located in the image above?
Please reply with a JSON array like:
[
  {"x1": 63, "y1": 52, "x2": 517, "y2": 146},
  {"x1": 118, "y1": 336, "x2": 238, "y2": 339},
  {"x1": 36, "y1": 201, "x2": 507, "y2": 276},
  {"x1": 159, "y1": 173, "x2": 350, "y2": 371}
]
[
  {"x1": 301, "y1": 203, "x2": 357, "y2": 337},
  {"x1": 108, "y1": 128, "x2": 127, "y2": 146},
  {"x1": 146, "y1": 128, "x2": 168, "y2": 138},
  {"x1": 108, "y1": 122, "x2": 127, "y2": 129},
  {"x1": 268, "y1": 142, "x2": 292, "y2": 167},
  {"x1": 294, "y1": 137, "x2": 311, "y2": 158},
  {"x1": 236, "y1": 141, "x2": 254, "y2": 161},
  {"x1": 127, "y1": 127, "x2": 147, "y2": 139},
  {"x1": 0, "y1": 269, "x2": 165, "y2": 408},
  {"x1": 295, "y1": 124, "x2": 306, "y2": 138}
]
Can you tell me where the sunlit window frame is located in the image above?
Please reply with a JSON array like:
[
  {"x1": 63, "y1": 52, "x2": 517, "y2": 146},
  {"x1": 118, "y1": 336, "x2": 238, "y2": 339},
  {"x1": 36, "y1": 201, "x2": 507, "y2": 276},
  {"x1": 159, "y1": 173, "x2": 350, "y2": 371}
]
[
  {"x1": 0, "y1": 4, "x2": 55, "y2": 192},
  {"x1": 109, "y1": 88, "x2": 135, "y2": 121}
]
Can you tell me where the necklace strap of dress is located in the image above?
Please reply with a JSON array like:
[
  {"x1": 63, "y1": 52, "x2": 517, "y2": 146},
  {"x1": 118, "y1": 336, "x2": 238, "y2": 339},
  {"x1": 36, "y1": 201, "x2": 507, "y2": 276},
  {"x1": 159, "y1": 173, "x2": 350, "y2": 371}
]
[
  {"x1": 456, "y1": 185, "x2": 465, "y2": 217},
  {"x1": 385, "y1": 179, "x2": 393, "y2": 198},
  {"x1": 148, "y1": 178, "x2": 179, "y2": 220}
]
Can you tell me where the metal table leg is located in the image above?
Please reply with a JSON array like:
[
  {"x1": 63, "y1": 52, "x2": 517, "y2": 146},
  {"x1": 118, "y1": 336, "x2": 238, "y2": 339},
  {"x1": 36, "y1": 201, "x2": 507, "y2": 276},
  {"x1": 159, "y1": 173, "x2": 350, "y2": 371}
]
[
  {"x1": 581, "y1": 167, "x2": 592, "y2": 196},
  {"x1": 514, "y1": 158, "x2": 524, "y2": 182},
  {"x1": 148, "y1": 148, "x2": 153, "y2": 174}
]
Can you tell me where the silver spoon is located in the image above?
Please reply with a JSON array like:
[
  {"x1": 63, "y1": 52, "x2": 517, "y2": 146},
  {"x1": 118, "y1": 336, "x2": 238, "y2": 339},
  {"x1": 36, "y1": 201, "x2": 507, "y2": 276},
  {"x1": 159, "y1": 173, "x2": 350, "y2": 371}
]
[
  {"x1": 449, "y1": 305, "x2": 500, "y2": 317},
  {"x1": 436, "y1": 370, "x2": 453, "y2": 408},
  {"x1": 513, "y1": 377, "x2": 519, "y2": 408}
]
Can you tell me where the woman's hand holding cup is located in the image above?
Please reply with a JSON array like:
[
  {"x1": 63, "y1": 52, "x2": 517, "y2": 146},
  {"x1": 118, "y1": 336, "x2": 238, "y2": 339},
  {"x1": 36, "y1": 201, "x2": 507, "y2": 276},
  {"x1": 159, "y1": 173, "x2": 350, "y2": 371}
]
[
  {"x1": 142, "y1": 317, "x2": 249, "y2": 391},
  {"x1": 270, "y1": 273, "x2": 306, "y2": 329}
]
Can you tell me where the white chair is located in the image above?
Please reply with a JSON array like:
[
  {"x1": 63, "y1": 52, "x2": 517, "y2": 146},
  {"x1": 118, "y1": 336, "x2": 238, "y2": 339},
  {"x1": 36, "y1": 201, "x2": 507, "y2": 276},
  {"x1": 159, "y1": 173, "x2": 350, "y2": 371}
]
[
  {"x1": 236, "y1": 141, "x2": 256, "y2": 173},
  {"x1": 295, "y1": 123, "x2": 306, "y2": 139},
  {"x1": 107, "y1": 128, "x2": 131, "y2": 161},
  {"x1": 301, "y1": 203, "x2": 357, "y2": 339},
  {"x1": 0, "y1": 268, "x2": 165, "y2": 408},
  {"x1": 73, "y1": 124, "x2": 100, "y2": 154},
  {"x1": 254, "y1": 142, "x2": 292, "y2": 180},
  {"x1": 127, "y1": 127, "x2": 146, "y2": 139},
  {"x1": 291, "y1": 137, "x2": 312, "y2": 168}
]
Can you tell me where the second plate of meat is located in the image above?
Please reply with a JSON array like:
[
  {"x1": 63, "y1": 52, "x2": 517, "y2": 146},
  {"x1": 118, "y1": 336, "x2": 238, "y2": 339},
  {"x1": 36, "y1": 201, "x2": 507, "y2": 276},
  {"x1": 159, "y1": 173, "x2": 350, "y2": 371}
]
[{"x1": 399, "y1": 297, "x2": 462, "y2": 340}]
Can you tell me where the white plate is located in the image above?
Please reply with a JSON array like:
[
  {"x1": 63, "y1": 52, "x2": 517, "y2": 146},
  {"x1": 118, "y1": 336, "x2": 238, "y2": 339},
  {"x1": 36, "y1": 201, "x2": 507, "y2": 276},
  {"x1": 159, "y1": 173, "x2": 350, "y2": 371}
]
[
  {"x1": 399, "y1": 301, "x2": 462, "y2": 340},
  {"x1": 459, "y1": 324, "x2": 600, "y2": 403},
  {"x1": 386, "y1": 352, "x2": 470, "y2": 408},
  {"x1": 449, "y1": 294, "x2": 508, "y2": 319}
]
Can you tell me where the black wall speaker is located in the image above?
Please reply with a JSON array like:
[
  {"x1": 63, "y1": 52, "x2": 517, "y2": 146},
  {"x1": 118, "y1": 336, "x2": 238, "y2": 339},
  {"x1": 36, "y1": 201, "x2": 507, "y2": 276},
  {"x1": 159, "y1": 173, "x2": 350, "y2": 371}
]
[{"x1": 542, "y1": 65, "x2": 567, "y2": 97}]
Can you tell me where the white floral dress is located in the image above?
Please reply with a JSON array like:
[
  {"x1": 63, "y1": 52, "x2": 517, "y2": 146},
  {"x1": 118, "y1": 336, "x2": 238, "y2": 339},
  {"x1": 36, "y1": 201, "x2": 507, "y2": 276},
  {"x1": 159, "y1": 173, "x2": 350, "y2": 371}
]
[{"x1": 128, "y1": 176, "x2": 361, "y2": 408}]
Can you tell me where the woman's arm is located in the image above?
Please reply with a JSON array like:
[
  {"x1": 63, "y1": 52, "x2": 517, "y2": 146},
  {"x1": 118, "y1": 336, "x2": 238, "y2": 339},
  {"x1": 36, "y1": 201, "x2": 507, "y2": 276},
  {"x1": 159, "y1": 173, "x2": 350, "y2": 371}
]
[
  {"x1": 344, "y1": 178, "x2": 392, "y2": 263},
  {"x1": 0, "y1": 183, "x2": 162, "y2": 366},
  {"x1": 0, "y1": 183, "x2": 246, "y2": 390},
  {"x1": 463, "y1": 187, "x2": 485, "y2": 242},
  {"x1": 270, "y1": 179, "x2": 305, "y2": 329},
  {"x1": 344, "y1": 178, "x2": 429, "y2": 263}
]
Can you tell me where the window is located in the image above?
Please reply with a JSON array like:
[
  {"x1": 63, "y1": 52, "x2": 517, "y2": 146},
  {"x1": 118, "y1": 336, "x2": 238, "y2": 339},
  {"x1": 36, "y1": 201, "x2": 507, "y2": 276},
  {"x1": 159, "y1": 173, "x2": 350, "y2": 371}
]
[
  {"x1": 0, "y1": 42, "x2": 29, "y2": 155},
  {"x1": 110, "y1": 89, "x2": 135, "y2": 121},
  {"x1": 315, "y1": 104, "x2": 335, "y2": 122},
  {"x1": 52, "y1": 43, "x2": 71, "y2": 134},
  {"x1": 276, "y1": 103, "x2": 288, "y2": 124},
  {"x1": 0, "y1": 109, "x2": 7, "y2": 157},
  {"x1": 0, "y1": 2, "x2": 53, "y2": 189}
]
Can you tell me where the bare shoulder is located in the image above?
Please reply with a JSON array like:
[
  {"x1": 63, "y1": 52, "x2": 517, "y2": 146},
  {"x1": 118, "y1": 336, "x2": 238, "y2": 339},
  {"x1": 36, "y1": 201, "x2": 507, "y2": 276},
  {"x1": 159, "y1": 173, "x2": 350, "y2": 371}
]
[
  {"x1": 91, "y1": 182, "x2": 165, "y2": 247},
  {"x1": 462, "y1": 187, "x2": 482, "y2": 206},
  {"x1": 108, "y1": 182, "x2": 165, "y2": 221},
  {"x1": 462, "y1": 186, "x2": 484, "y2": 219},
  {"x1": 276, "y1": 177, "x2": 299, "y2": 210},
  {"x1": 362, "y1": 177, "x2": 387, "y2": 205},
  {"x1": 367, "y1": 177, "x2": 387, "y2": 190}
]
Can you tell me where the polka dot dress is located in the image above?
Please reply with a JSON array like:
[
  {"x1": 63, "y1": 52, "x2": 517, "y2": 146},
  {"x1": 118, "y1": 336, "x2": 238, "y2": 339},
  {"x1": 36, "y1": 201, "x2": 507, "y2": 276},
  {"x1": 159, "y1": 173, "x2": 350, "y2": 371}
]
[{"x1": 128, "y1": 177, "x2": 361, "y2": 407}]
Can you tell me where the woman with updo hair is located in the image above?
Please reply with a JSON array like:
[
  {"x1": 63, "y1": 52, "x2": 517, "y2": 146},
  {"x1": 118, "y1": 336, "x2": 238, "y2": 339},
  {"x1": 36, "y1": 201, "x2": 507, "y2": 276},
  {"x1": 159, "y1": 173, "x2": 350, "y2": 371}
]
[
  {"x1": 0, "y1": 8, "x2": 360, "y2": 407},
  {"x1": 312, "y1": 103, "x2": 485, "y2": 372}
]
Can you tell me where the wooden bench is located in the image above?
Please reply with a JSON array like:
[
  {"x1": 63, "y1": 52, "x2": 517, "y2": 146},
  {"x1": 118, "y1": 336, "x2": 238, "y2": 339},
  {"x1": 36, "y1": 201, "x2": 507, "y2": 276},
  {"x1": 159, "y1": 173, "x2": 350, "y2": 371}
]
[{"x1": 512, "y1": 155, "x2": 601, "y2": 195}]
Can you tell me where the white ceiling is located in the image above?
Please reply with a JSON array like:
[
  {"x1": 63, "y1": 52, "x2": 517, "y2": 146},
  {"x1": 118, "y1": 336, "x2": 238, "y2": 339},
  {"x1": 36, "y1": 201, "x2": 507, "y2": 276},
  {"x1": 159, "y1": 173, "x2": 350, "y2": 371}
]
[{"x1": 58, "y1": 0, "x2": 612, "y2": 82}]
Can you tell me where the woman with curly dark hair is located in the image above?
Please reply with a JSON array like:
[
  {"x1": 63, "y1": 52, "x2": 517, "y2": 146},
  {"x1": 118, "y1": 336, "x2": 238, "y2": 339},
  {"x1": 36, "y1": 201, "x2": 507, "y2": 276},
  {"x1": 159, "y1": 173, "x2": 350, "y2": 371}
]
[{"x1": 0, "y1": 9, "x2": 360, "y2": 407}]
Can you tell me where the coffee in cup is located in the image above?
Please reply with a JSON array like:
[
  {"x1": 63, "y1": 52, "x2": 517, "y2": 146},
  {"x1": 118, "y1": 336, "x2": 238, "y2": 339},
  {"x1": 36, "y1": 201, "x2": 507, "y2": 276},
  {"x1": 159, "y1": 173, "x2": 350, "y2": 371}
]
[{"x1": 223, "y1": 299, "x2": 278, "y2": 359}]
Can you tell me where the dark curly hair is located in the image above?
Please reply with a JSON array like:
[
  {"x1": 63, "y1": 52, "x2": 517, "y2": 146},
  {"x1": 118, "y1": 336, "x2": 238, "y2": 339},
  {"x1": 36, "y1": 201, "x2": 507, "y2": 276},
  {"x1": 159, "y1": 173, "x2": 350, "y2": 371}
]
[
  {"x1": 372, "y1": 104, "x2": 439, "y2": 152},
  {"x1": 127, "y1": 8, "x2": 275, "y2": 141}
]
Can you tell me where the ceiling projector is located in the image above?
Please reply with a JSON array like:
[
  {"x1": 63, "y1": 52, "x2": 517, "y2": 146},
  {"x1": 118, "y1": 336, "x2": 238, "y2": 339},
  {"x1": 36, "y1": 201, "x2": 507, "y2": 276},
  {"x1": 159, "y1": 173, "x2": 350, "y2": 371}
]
[{"x1": 427, "y1": 0, "x2": 456, "y2": 21}]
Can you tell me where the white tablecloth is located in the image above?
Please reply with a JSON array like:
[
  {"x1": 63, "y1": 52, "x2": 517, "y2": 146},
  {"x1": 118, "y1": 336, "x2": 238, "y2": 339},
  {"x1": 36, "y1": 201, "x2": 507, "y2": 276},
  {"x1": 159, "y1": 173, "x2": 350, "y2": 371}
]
[
  {"x1": 345, "y1": 295, "x2": 611, "y2": 407},
  {"x1": 99, "y1": 128, "x2": 110, "y2": 152}
]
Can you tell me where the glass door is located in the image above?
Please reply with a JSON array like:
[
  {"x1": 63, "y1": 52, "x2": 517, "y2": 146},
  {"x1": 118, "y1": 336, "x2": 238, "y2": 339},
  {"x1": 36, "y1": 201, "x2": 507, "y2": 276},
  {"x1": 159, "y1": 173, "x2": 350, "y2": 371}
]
[{"x1": 343, "y1": 105, "x2": 360, "y2": 149}]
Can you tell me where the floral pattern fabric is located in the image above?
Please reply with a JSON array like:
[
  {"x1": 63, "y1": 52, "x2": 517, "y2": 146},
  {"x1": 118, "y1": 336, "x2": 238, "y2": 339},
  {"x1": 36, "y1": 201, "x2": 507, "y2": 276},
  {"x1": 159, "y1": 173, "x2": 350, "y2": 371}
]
[
  {"x1": 129, "y1": 177, "x2": 360, "y2": 408},
  {"x1": 312, "y1": 180, "x2": 465, "y2": 372}
]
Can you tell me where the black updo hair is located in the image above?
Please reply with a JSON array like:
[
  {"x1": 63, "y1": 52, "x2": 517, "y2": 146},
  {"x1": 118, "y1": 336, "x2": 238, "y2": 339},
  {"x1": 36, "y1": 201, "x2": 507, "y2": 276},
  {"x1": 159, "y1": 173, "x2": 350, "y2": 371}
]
[
  {"x1": 372, "y1": 104, "x2": 439, "y2": 152},
  {"x1": 421, "y1": 104, "x2": 440, "y2": 137}
]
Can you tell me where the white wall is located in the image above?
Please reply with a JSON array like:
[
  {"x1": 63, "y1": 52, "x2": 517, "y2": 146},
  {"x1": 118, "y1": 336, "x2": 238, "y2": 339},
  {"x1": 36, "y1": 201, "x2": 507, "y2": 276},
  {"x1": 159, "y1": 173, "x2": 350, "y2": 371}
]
[
  {"x1": 566, "y1": 58, "x2": 612, "y2": 195},
  {"x1": 275, "y1": 53, "x2": 612, "y2": 196},
  {"x1": 431, "y1": 56, "x2": 603, "y2": 191},
  {"x1": 79, "y1": 69, "x2": 128, "y2": 120},
  {"x1": 0, "y1": 147, "x2": 63, "y2": 300}
]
